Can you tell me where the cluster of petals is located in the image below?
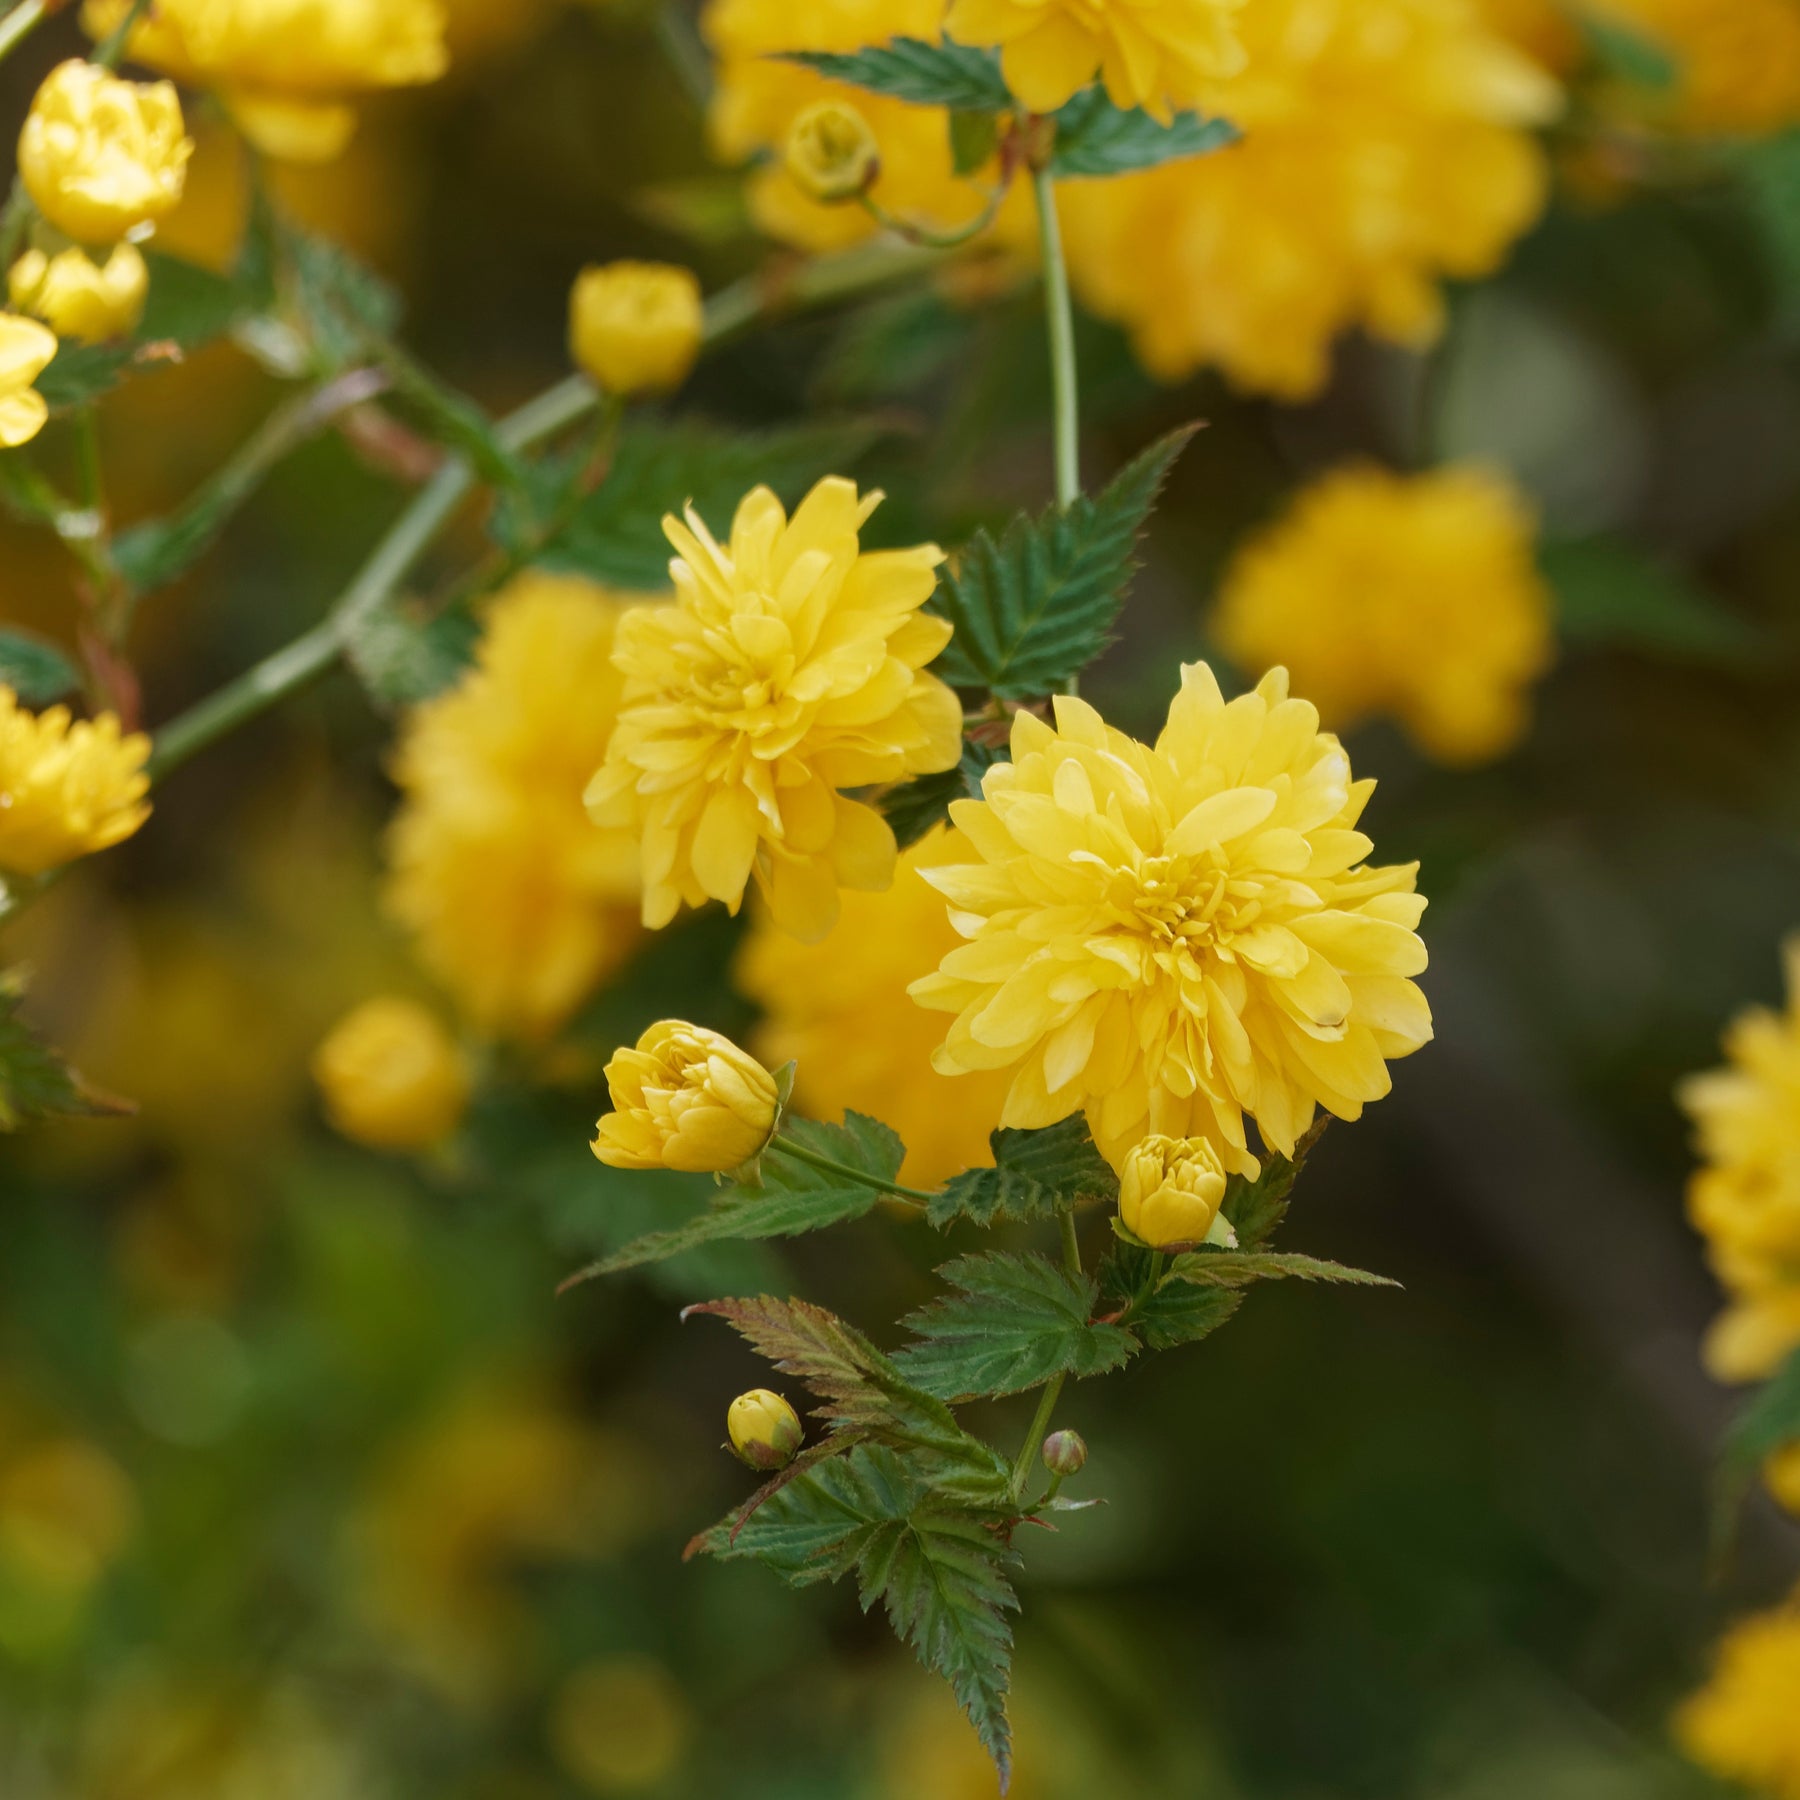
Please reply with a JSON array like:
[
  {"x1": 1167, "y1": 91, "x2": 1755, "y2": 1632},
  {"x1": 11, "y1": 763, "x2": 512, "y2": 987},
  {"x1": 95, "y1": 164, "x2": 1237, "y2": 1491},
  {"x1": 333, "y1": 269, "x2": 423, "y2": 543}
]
[
  {"x1": 593, "y1": 1020, "x2": 779, "y2": 1174},
  {"x1": 0, "y1": 686, "x2": 151, "y2": 879},
  {"x1": 0, "y1": 314, "x2": 59, "y2": 449},
  {"x1": 910, "y1": 665, "x2": 1433, "y2": 1179},
  {"x1": 586, "y1": 477, "x2": 962, "y2": 944},
  {"x1": 1676, "y1": 1599, "x2": 1800, "y2": 1800}
]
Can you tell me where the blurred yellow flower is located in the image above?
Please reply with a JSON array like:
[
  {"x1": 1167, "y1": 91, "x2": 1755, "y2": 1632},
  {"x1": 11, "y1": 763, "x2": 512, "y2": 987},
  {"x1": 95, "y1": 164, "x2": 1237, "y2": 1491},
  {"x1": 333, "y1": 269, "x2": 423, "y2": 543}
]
[
  {"x1": 569, "y1": 261, "x2": 704, "y2": 398},
  {"x1": 1119, "y1": 1133, "x2": 1229, "y2": 1247},
  {"x1": 726, "y1": 1387, "x2": 803, "y2": 1469},
  {"x1": 1677, "y1": 1599, "x2": 1800, "y2": 1799},
  {"x1": 911, "y1": 669, "x2": 1433, "y2": 1178},
  {"x1": 386, "y1": 572, "x2": 645, "y2": 1041},
  {"x1": 0, "y1": 313, "x2": 60, "y2": 448},
  {"x1": 1766, "y1": 1443, "x2": 1800, "y2": 1516},
  {"x1": 551, "y1": 1656, "x2": 692, "y2": 1794},
  {"x1": 1215, "y1": 463, "x2": 1555, "y2": 767},
  {"x1": 9, "y1": 243, "x2": 148, "y2": 344},
  {"x1": 587, "y1": 478, "x2": 960, "y2": 940},
  {"x1": 947, "y1": 0, "x2": 1245, "y2": 121},
  {"x1": 1058, "y1": 0, "x2": 1559, "y2": 398},
  {"x1": 1591, "y1": 0, "x2": 1800, "y2": 136},
  {"x1": 0, "y1": 1435, "x2": 135, "y2": 1655},
  {"x1": 737, "y1": 826, "x2": 1012, "y2": 1186},
  {"x1": 1680, "y1": 937, "x2": 1800, "y2": 1382},
  {"x1": 0, "y1": 687, "x2": 150, "y2": 879},
  {"x1": 1473, "y1": 0, "x2": 1582, "y2": 72},
  {"x1": 83, "y1": 0, "x2": 448, "y2": 163},
  {"x1": 312, "y1": 995, "x2": 470, "y2": 1151},
  {"x1": 785, "y1": 98, "x2": 881, "y2": 203},
  {"x1": 593, "y1": 1019, "x2": 779, "y2": 1173},
  {"x1": 18, "y1": 60, "x2": 190, "y2": 246},
  {"x1": 705, "y1": 0, "x2": 1016, "y2": 251}
]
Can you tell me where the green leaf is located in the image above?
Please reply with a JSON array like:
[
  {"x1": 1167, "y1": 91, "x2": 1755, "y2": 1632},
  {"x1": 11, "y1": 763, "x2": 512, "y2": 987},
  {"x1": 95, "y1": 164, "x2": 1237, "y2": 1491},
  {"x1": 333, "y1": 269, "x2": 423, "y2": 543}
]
[
  {"x1": 1220, "y1": 1117, "x2": 1327, "y2": 1250},
  {"x1": 1542, "y1": 538, "x2": 1760, "y2": 667},
  {"x1": 283, "y1": 225, "x2": 402, "y2": 368},
  {"x1": 818, "y1": 288, "x2": 969, "y2": 404},
  {"x1": 0, "y1": 972, "x2": 132, "y2": 1131},
  {"x1": 1164, "y1": 1249, "x2": 1398, "y2": 1290},
  {"x1": 1719, "y1": 1347, "x2": 1800, "y2": 1526},
  {"x1": 949, "y1": 108, "x2": 1000, "y2": 176},
  {"x1": 1093, "y1": 1238, "x2": 1243, "y2": 1352},
  {"x1": 881, "y1": 738, "x2": 1002, "y2": 850},
  {"x1": 631, "y1": 175, "x2": 758, "y2": 246},
  {"x1": 930, "y1": 426, "x2": 1196, "y2": 698},
  {"x1": 780, "y1": 38, "x2": 1011, "y2": 112},
  {"x1": 894, "y1": 1251, "x2": 1136, "y2": 1400},
  {"x1": 1049, "y1": 90, "x2": 1239, "y2": 178},
  {"x1": 562, "y1": 1112, "x2": 903, "y2": 1283},
  {"x1": 344, "y1": 595, "x2": 481, "y2": 708},
  {"x1": 507, "y1": 417, "x2": 886, "y2": 592},
  {"x1": 928, "y1": 1115, "x2": 1117, "y2": 1229},
  {"x1": 1577, "y1": 11, "x2": 1678, "y2": 91},
  {"x1": 0, "y1": 630, "x2": 80, "y2": 706}
]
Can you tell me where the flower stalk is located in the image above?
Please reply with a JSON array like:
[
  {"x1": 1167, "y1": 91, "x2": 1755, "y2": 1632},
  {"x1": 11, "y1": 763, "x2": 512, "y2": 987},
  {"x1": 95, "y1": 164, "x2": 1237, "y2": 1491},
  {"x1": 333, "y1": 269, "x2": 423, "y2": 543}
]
[{"x1": 1033, "y1": 162, "x2": 1080, "y2": 511}]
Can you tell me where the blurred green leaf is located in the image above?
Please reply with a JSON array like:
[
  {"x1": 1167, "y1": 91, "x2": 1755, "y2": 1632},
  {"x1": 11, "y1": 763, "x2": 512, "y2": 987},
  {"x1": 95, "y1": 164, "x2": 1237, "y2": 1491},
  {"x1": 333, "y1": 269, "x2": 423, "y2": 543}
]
[
  {"x1": 283, "y1": 225, "x2": 403, "y2": 368},
  {"x1": 817, "y1": 287, "x2": 969, "y2": 403},
  {"x1": 928, "y1": 1116, "x2": 1117, "y2": 1229},
  {"x1": 0, "y1": 973, "x2": 132, "y2": 1131},
  {"x1": 781, "y1": 39, "x2": 1011, "y2": 111},
  {"x1": 950, "y1": 108, "x2": 1000, "y2": 175},
  {"x1": 0, "y1": 630, "x2": 80, "y2": 705},
  {"x1": 1718, "y1": 1346, "x2": 1800, "y2": 1530},
  {"x1": 632, "y1": 175, "x2": 759, "y2": 245},
  {"x1": 345, "y1": 594, "x2": 480, "y2": 707},
  {"x1": 894, "y1": 1251, "x2": 1136, "y2": 1400},
  {"x1": 1049, "y1": 92, "x2": 1238, "y2": 178},
  {"x1": 1543, "y1": 537, "x2": 1761, "y2": 665},
  {"x1": 881, "y1": 737, "x2": 1002, "y2": 848},
  {"x1": 1577, "y1": 11, "x2": 1678, "y2": 91},
  {"x1": 930, "y1": 425, "x2": 1196, "y2": 698}
]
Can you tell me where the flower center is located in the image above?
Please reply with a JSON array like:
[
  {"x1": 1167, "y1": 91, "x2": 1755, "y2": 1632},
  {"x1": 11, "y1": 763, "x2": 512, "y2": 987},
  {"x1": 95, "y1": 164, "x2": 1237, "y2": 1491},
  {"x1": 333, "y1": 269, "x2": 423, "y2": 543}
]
[{"x1": 1105, "y1": 851, "x2": 1265, "y2": 972}]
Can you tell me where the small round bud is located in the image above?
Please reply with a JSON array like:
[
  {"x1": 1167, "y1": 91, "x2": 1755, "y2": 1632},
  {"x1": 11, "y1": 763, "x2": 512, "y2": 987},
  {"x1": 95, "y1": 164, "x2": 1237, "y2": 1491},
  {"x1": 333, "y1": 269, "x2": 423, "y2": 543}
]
[
  {"x1": 726, "y1": 1389, "x2": 803, "y2": 1471},
  {"x1": 1119, "y1": 1134, "x2": 1229, "y2": 1249},
  {"x1": 568, "y1": 260, "x2": 703, "y2": 398},
  {"x1": 592, "y1": 1020, "x2": 780, "y2": 1174},
  {"x1": 312, "y1": 996, "x2": 471, "y2": 1152},
  {"x1": 784, "y1": 100, "x2": 880, "y2": 204},
  {"x1": 1041, "y1": 1428, "x2": 1087, "y2": 1478},
  {"x1": 10, "y1": 243, "x2": 147, "y2": 344}
]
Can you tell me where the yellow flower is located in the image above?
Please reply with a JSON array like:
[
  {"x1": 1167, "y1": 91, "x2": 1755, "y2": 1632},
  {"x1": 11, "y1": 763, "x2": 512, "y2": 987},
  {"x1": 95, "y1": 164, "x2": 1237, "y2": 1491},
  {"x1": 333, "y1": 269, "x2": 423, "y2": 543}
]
[
  {"x1": 704, "y1": 0, "x2": 1017, "y2": 252},
  {"x1": 82, "y1": 0, "x2": 448, "y2": 163},
  {"x1": 592, "y1": 1019, "x2": 780, "y2": 1173},
  {"x1": 1058, "y1": 0, "x2": 1559, "y2": 399},
  {"x1": 910, "y1": 668, "x2": 1434, "y2": 1179},
  {"x1": 737, "y1": 826, "x2": 1012, "y2": 1186},
  {"x1": 0, "y1": 687, "x2": 150, "y2": 878},
  {"x1": 726, "y1": 1388, "x2": 804, "y2": 1469},
  {"x1": 1679, "y1": 938, "x2": 1800, "y2": 1381},
  {"x1": 785, "y1": 98, "x2": 881, "y2": 203},
  {"x1": 947, "y1": 0, "x2": 1244, "y2": 122},
  {"x1": 585, "y1": 478, "x2": 962, "y2": 942},
  {"x1": 1766, "y1": 1443, "x2": 1800, "y2": 1516},
  {"x1": 385, "y1": 572, "x2": 645, "y2": 1041},
  {"x1": 311, "y1": 996, "x2": 470, "y2": 1151},
  {"x1": 9, "y1": 243, "x2": 147, "y2": 344},
  {"x1": 17, "y1": 60, "x2": 190, "y2": 246},
  {"x1": 1677, "y1": 1601, "x2": 1800, "y2": 1800},
  {"x1": 0, "y1": 314, "x2": 60, "y2": 448},
  {"x1": 551, "y1": 1656, "x2": 693, "y2": 1795},
  {"x1": 1215, "y1": 464, "x2": 1555, "y2": 767},
  {"x1": 1590, "y1": 0, "x2": 1800, "y2": 137},
  {"x1": 1119, "y1": 1134, "x2": 1229, "y2": 1247},
  {"x1": 568, "y1": 261, "x2": 704, "y2": 399}
]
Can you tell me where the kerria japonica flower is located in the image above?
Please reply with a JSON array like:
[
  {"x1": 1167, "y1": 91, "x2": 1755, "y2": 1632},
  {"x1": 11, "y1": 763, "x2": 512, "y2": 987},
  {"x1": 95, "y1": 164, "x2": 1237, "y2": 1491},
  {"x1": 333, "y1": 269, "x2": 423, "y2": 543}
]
[{"x1": 910, "y1": 666, "x2": 1433, "y2": 1179}]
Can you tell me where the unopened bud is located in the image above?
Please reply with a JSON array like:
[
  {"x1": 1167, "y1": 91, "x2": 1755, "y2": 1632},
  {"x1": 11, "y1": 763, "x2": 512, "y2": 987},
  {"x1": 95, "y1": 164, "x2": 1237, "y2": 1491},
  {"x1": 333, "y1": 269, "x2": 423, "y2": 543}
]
[
  {"x1": 784, "y1": 99, "x2": 880, "y2": 203},
  {"x1": 1119, "y1": 1134, "x2": 1229, "y2": 1250},
  {"x1": 1041, "y1": 1428, "x2": 1087, "y2": 1478},
  {"x1": 726, "y1": 1388, "x2": 803, "y2": 1471}
]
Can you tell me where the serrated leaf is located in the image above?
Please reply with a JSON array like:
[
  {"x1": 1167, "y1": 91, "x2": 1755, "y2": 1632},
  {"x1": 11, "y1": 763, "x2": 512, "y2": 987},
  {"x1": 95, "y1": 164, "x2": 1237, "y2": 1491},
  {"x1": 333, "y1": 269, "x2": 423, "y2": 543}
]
[
  {"x1": 818, "y1": 288, "x2": 968, "y2": 404},
  {"x1": 882, "y1": 738, "x2": 1002, "y2": 849},
  {"x1": 781, "y1": 38, "x2": 1011, "y2": 111},
  {"x1": 283, "y1": 225, "x2": 402, "y2": 369},
  {"x1": 1094, "y1": 1239, "x2": 1243, "y2": 1352},
  {"x1": 930, "y1": 426, "x2": 1195, "y2": 698},
  {"x1": 1542, "y1": 537, "x2": 1760, "y2": 668},
  {"x1": 1049, "y1": 90, "x2": 1238, "y2": 178},
  {"x1": 929, "y1": 1115, "x2": 1116, "y2": 1229},
  {"x1": 506, "y1": 418, "x2": 886, "y2": 592},
  {"x1": 1164, "y1": 1249, "x2": 1397, "y2": 1290},
  {"x1": 1220, "y1": 1116, "x2": 1327, "y2": 1249},
  {"x1": 345, "y1": 595, "x2": 481, "y2": 708},
  {"x1": 894, "y1": 1251, "x2": 1136, "y2": 1400},
  {"x1": 0, "y1": 973, "x2": 133, "y2": 1131},
  {"x1": 563, "y1": 1112, "x2": 903, "y2": 1283},
  {"x1": 0, "y1": 630, "x2": 80, "y2": 706}
]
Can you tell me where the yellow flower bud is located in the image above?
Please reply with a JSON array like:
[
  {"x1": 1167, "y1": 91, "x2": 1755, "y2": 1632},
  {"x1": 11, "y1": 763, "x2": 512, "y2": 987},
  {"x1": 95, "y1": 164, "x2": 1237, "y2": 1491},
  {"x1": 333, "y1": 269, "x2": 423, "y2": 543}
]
[
  {"x1": 726, "y1": 1388, "x2": 803, "y2": 1471},
  {"x1": 18, "y1": 61, "x2": 191, "y2": 246},
  {"x1": 784, "y1": 99, "x2": 880, "y2": 204},
  {"x1": 0, "y1": 685, "x2": 150, "y2": 875},
  {"x1": 0, "y1": 314, "x2": 59, "y2": 449},
  {"x1": 568, "y1": 261, "x2": 703, "y2": 398},
  {"x1": 312, "y1": 996, "x2": 471, "y2": 1152},
  {"x1": 9, "y1": 244, "x2": 147, "y2": 344},
  {"x1": 1118, "y1": 1134, "x2": 1230, "y2": 1250},
  {"x1": 592, "y1": 1020, "x2": 780, "y2": 1173}
]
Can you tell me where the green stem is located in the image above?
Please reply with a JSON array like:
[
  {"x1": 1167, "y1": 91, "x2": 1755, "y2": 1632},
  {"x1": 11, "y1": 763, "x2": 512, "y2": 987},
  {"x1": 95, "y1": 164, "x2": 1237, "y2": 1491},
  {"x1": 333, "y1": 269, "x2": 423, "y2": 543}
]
[
  {"x1": 0, "y1": 182, "x2": 33, "y2": 270},
  {"x1": 861, "y1": 182, "x2": 1009, "y2": 251},
  {"x1": 94, "y1": 0, "x2": 154, "y2": 68},
  {"x1": 1033, "y1": 163, "x2": 1080, "y2": 511},
  {"x1": 1059, "y1": 1203, "x2": 1083, "y2": 1277},
  {"x1": 0, "y1": 0, "x2": 47, "y2": 68},
  {"x1": 771, "y1": 1133, "x2": 936, "y2": 1206},
  {"x1": 1007, "y1": 1205, "x2": 1083, "y2": 1504},
  {"x1": 75, "y1": 407, "x2": 104, "y2": 520},
  {"x1": 650, "y1": 0, "x2": 712, "y2": 111}
]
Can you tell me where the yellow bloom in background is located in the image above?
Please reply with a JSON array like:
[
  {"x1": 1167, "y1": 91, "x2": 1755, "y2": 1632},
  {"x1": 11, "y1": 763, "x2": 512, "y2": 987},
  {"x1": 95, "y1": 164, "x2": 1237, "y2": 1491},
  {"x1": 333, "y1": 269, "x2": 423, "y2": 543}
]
[
  {"x1": 737, "y1": 826, "x2": 1012, "y2": 1186},
  {"x1": 705, "y1": 0, "x2": 1015, "y2": 252},
  {"x1": 911, "y1": 668, "x2": 1433, "y2": 1178},
  {"x1": 9, "y1": 243, "x2": 148, "y2": 344},
  {"x1": 784, "y1": 98, "x2": 881, "y2": 204},
  {"x1": 551, "y1": 1656, "x2": 693, "y2": 1795},
  {"x1": 1473, "y1": 0, "x2": 1583, "y2": 74},
  {"x1": 1590, "y1": 0, "x2": 1800, "y2": 137},
  {"x1": 1677, "y1": 1600, "x2": 1800, "y2": 1800},
  {"x1": 0, "y1": 314, "x2": 62, "y2": 448},
  {"x1": 569, "y1": 261, "x2": 704, "y2": 399},
  {"x1": 311, "y1": 995, "x2": 470, "y2": 1151},
  {"x1": 1058, "y1": 0, "x2": 1559, "y2": 399},
  {"x1": 1765, "y1": 1443, "x2": 1800, "y2": 1516},
  {"x1": 0, "y1": 688, "x2": 150, "y2": 879},
  {"x1": 1118, "y1": 1133, "x2": 1230, "y2": 1247},
  {"x1": 947, "y1": 0, "x2": 1245, "y2": 121},
  {"x1": 83, "y1": 0, "x2": 448, "y2": 163},
  {"x1": 1679, "y1": 938, "x2": 1800, "y2": 1383},
  {"x1": 592, "y1": 1020, "x2": 780, "y2": 1173},
  {"x1": 17, "y1": 60, "x2": 190, "y2": 246},
  {"x1": 587, "y1": 478, "x2": 961, "y2": 941},
  {"x1": 1215, "y1": 463, "x2": 1555, "y2": 767},
  {"x1": 386, "y1": 572, "x2": 645, "y2": 1041}
]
